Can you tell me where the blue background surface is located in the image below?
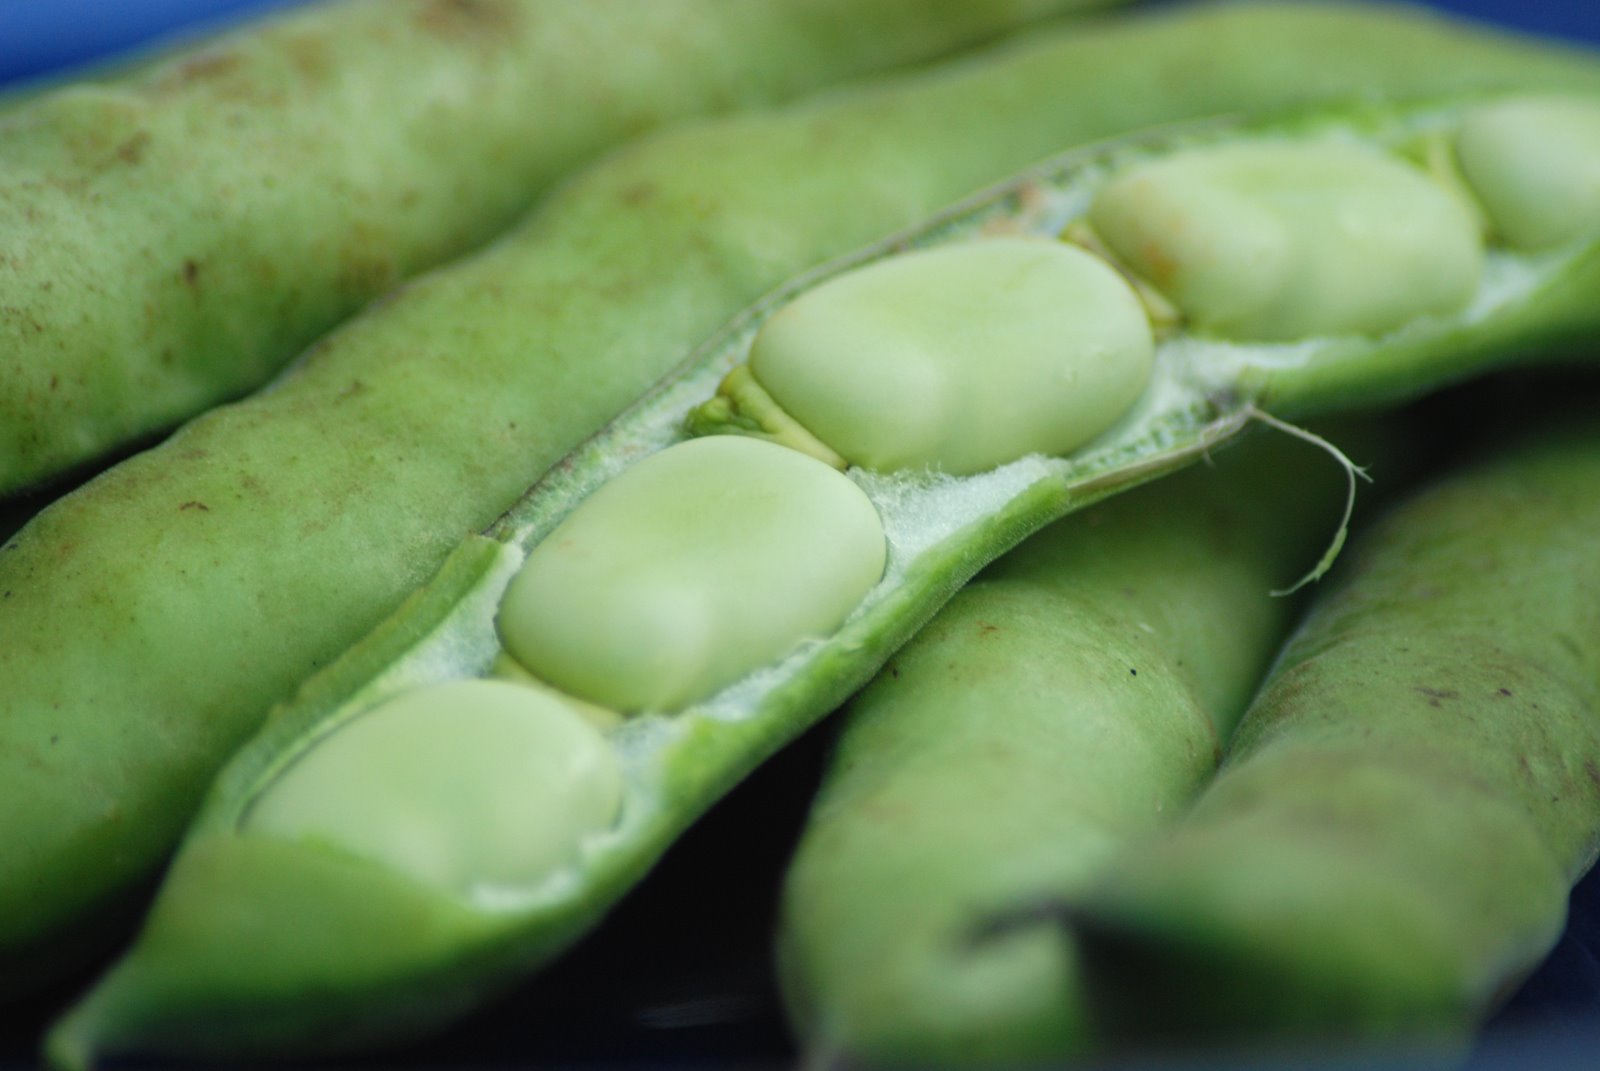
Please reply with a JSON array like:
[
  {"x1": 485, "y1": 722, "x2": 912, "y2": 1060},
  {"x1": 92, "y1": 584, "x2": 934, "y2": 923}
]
[
  {"x1": 1427, "y1": 0, "x2": 1598, "y2": 43},
  {"x1": 0, "y1": 0, "x2": 312, "y2": 87}
]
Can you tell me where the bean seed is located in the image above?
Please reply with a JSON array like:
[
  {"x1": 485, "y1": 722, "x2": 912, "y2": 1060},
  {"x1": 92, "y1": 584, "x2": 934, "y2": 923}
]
[
  {"x1": 497, "y1": 436, "x2": 885, "y2": 712},
  {"x1": 1455, "y1": 96, "x2": 1600, "y2": 250},
  {"x1": 1089, "y1": 142, "x2": 1483, "y2": 340},
  {"x1": 244, "y1": 679, "x2": 622, "y2": 898},
  {"x1": 745, "y1": 238, "x2": 1154, "y2": 474}
]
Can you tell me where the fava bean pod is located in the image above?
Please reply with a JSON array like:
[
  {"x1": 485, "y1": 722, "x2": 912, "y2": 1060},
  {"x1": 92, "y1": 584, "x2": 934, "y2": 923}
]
[
  {"x1": 15, "y1": 1, "x2": 1592, "y2": 996},
  {"x1": 777, "y1": 425, "x2": 1385, "y2": 1065},
  {"x1": 48, "y1": 89, "x2": 1600, "y2": 1066},
  {"x1": 0, "y1": 0, "x2": 1105, "y2": 497},
  {"x1": 1070, "y1": 414, "x2": 1600, "y2": 1054}
]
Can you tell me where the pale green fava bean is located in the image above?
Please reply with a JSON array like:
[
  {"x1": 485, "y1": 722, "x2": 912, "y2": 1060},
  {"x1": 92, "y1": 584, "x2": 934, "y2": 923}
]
[
  {"x1": 497, "y1": 436, "x2": 886, "y2": 712},
  {"x1": 1088, "y1": 142, "x2": 1484, "y2": 341},
  {"x1": 1455, "y1": 95, "x2": 1600, "y2": 251},
  {"x1": 745, "y1": 237, "x2": 1154, "y2": 475},
  {"x1": 242, "y1": 680, "x2": 621, "y2": 899}
]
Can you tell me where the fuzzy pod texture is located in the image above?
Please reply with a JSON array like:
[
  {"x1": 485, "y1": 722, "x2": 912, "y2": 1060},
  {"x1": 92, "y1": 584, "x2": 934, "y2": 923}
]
[
  {"x1": 0, "y1": 0, "x2": 1110, "y2": 498},
  {"x1": 5, "y1": 0, "x2": 1600, "y2": 994},
  {"x1": 775, "y1": 424, "x2": 1382, "y2": 1066},
  {"x1": 1072, "y1": 415, "x2": 1600, "y2": 1054}
]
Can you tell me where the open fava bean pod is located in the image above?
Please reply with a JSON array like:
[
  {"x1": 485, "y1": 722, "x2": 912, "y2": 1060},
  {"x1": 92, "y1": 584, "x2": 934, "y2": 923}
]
[
  {"x1": 47, "y1": 90, "x2": 1600, "y2": 1066},
  {"x1": 19, "y1": 0, "x2": 1600, "y2": 1008}
]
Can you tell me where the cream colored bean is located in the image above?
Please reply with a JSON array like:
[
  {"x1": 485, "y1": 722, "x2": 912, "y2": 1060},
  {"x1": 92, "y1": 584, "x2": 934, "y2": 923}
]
[
  {"x1": 1089, "y1": 141, "x2": 1483, "y2": 340},
  {"x1": 244, "y1": 679, "x2": 622, "y2": 898},
  {"x1": 744, "y1": 237, "x2": 1154, "y2": 475},
  {"x1": 1455, "y1": 96, "x2": 1600, "y2": 250},
  {"x1": 497, "y1": 436, "x2": 886, "y2": 712}
]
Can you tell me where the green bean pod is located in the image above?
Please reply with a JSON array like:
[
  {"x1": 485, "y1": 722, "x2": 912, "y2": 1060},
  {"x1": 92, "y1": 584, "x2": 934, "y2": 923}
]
[
  {"x1": 0, "y1": 0, "x2": 1115, "y2": 498},
  {"x1": 776, "y1": 426, "x2": 1378, "y2": 1066},
  {"x1": 46, "y1": 84, "x2": 1600, "y2": 1066},
  {"x1": 14, "y1": 0, "x2": 1592, "y2": 999},
  {"x1": 1067, "y1": 414, "x2": 1600, "y2": 1055}
]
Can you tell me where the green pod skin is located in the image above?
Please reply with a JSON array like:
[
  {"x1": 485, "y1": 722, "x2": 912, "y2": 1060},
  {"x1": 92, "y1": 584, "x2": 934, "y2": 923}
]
[
  {"x1": 45, "y1": 79, "x2": 1600, "y2": 1065},
  {"x1": 12, "y1": 1, "x2": 1596, "y2": 997},
  {"x1": 1071, "y1": 416, "x2": 1600, "y2": 1055},
  {"x1": 0, "y1": 0, "x2": 1113, "y2": 498},
  {"x1": 776, "y1": 427, "x2": 1376, "y2": 1066}
]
